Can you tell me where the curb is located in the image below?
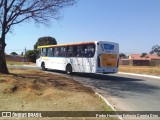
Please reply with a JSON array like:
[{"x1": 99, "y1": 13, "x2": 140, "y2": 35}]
[
  {"x1": 95, "y1": 92, "x2": 123, "y2": 120},
  {"x1": 118, "y1": 72, "x2": 160, "y2": 79}
]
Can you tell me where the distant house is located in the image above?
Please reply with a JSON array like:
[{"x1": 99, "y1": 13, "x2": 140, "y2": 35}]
[
  {"x1": 119, "y1": 54, "x2": 160, "y2": 66},
  {"x1": 129, "y1": 54, "x2": 160, "y2": 60},
  {"x1": 128, "y1": 54, "x2": 160, "y2": 66},
  {"x1": 145, "y1": 54, "x2": 160, "y2": 60}
]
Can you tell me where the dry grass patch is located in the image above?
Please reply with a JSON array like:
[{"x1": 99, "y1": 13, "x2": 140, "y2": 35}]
[
  {"x1": 119, "y1": 65, "x2": 160, "y2": 76},
  {"x1": 0, "y1": 68, "x2": 117, "y2": 120},
  {"x1": 7, "y1": 61, "x2": 35, "y2": 66}
]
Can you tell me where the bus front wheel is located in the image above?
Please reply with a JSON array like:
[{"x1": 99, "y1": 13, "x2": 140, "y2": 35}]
[
  {"x1": 41, "y1": 62, "x2": 46, "y2": 71},
  {"x1": 66, "y1": 64, "x2": 72, "y2": 75}
]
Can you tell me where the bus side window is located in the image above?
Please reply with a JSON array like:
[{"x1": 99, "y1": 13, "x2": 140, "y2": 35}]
[
  {"x1": 82, "y1": 45, "x2": 88, "y2": 57},
  {"x1": 52, "y1": 48, "x2": 54, "y2": 57},
  {"x1": 54, "y1": 47, "x2": 59, "y2": 57},
  {"x1": 72, "y1": 46, "x2": 77, "y2": 57},
  {"x1": 59, "y1": 47, "x2": 66, "y2": 57},
  {"x1": 47, "y1": 48, "x2": 54, "y2": 57},
  {"x1": 67, "y1": 46, "x2": 73, "y2": 57},
  {"x1": 64, "y1": 47, "x2": 67, "y2": 57},
  {"x1": 42, "y1": 48, "x2": 45, "y2": 56},
  {"x1": 58, "y1": 47, "x2": 62, "y2": 57},
  {"x1": 42, "y1": 48, "x2": 48, "y2": 56},
  {"x1": 77, "y1": 46, "x2": 83, "y2": 57},
  {"x1": 81, "y1": 44, "x2": 95, "y2": 58},
  {"x1": 87, "y1": 44, "x2": 95, "y2": 57}
]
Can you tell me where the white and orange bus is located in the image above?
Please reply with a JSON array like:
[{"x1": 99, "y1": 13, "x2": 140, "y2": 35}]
[{"x1": 36, "y1": 41, "x2": 119, "y2": 74}]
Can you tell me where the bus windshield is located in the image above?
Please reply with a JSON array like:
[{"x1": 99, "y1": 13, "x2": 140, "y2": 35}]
[{"x1": 103, "y1": 44, "x2": 114, "y2": 50}]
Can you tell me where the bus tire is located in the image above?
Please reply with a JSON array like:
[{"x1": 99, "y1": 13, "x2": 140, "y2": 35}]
[
  {"x1": 66, "y1": 64, "x2": 72, "y2": 75},
  {"x1": 41, "y1": 62, "x2": 47, "y2": 71}
]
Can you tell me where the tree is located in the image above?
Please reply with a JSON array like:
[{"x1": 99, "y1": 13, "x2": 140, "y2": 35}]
[
  {"x1": 25, "y1": 50, "x2": 36, "y2": 63},
  {"x1": 141, "y1": 53, "x2": 147, "y2": 57},
  {"x1": 34, "y1": 36, "x2": 57, "y2": 49},
  {"x1": 150, "y1": 45, "x2": 160, "y2": 56},
  {"x1": 10, "y1": 52, "x2": 18, "y2": 56},
  {"x1": 0, "y1": 0, "x2": 76, "y2": 74},
  {"x1": 119, "y1": 53, "x2": 127, "y2": 59}
]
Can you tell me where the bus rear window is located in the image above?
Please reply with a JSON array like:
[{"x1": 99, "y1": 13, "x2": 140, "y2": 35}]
[{"x1": 103, "y1": 44, "x2": 114, "y2": 50}]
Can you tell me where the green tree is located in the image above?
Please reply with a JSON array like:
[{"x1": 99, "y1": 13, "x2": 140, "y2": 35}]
[
  {"x1": 34, "y1": 36, "x2": 57, "y2": 49},
  {"x1": 0, "y1": 0, "x2": 76, "y2": 74},
  {"x1": 119, "y1": 53, "x2": 127, "y2": 59},
  {"x1": 141, "y1": 53, "x2": 147, "y2": 57},
  {"x1": 150, "y1": 45, "x2": 160, "y2": 56},
  {"x1": 10, "y1": 52, "x2": 18, "y2": 56},
  {"x1": 25, "y1": 50, "x2": 36, "y2": 63}
]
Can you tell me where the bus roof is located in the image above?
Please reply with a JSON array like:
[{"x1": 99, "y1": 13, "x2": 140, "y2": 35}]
[
  {"x1": 37, "y1": 41, "x2": 118, "y2": 48},
  {"x1": 37, "y1": 41, "x2": 95, "y2": 48}
]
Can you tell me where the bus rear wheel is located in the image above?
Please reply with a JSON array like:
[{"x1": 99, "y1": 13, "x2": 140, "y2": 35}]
[
  {"x1": 66, "y1": 64, "x2": 72, "y2": 75},
  {"x1": 41, "y1": 62, "x2": 46, "y2": 71}
]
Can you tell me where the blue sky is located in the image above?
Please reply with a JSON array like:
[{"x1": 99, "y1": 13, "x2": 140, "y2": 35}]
[{"x1": 5, "y1": 0, "x2": 160, "y2": 55}]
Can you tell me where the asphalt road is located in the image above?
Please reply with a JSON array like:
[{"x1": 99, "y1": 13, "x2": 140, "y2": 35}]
[
  {"x1": 62, "y1": 72, "x2": 160, "y2": 111},
  {"x1": 10, "y1": 65, "x2": 160, "y2": 111}
]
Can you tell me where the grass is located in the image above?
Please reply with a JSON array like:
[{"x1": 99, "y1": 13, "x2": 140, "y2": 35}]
[
  {"x1": 0, "y1": 68, "x2": 118, "y2": 120},
  {"x1": 119, "y1": 65, "x2": 160, "y2": 76}
]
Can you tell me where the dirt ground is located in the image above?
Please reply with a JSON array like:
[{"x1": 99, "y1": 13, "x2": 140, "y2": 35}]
[{"x1": 0, "y1": 68, "x2": 117, "y2": 120}]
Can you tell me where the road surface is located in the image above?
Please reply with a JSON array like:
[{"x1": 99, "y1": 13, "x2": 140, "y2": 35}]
[
  {"x1": 67, "y1": 73, "x2": 160, "y2": 111},
  {"x1": 10, "y1": 65, "x2": 160, "y2": 111}
]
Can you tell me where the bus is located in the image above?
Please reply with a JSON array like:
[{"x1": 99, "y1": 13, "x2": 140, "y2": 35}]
[{"x1": 36, "y1": 41, "x2": 119, "y2": 74}]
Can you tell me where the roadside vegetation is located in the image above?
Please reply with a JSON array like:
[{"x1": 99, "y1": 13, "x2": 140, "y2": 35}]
[
  {"x1": 7, "y1": 61, "x2": 35, "y2": 66},
  {"x1": 119, "y1": 65, "x2": 160, "y2": 76},
  {"x1": 0, "y1": 68, "x2": 117, "y2": 120}
]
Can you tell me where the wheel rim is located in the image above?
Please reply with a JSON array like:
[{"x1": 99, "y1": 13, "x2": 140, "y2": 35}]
[
  {"x1": 42, "y1": 63, "x2": 45, "y2": 70},
  {"x1": 67, "y1": 65, "x2": 72, "y2": 74}
]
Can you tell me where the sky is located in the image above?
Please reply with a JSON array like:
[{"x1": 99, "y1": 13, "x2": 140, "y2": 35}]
[{"x1": 5, "y1": 0, "x2": 160, "y2": 55}]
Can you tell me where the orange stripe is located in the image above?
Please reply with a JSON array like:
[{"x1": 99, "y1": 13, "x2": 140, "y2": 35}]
[{"x1": 38, "y1": 41, "x2": 95, "y2": 48}]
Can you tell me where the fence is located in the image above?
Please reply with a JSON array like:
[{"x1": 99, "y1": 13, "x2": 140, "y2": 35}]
[
  {"x1": 149, "y1": 60, "x2": 160, "y2": 66},
  {"x1": 5, "y1": 55, "x2": 26, "y2": 62}
]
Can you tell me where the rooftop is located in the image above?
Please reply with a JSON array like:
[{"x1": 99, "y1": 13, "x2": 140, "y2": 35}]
[{"x1": 129, "y1": 54, "x2": 160, "y2": 60}]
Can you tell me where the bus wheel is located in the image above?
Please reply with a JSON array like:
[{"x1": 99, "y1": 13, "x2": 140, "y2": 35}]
[
  {"x1": 41, "y1": 62, "x2": 46, "y2": 71},
  {"x1": 66, "y1": 64, "x2": 72, "y2": 75}
]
